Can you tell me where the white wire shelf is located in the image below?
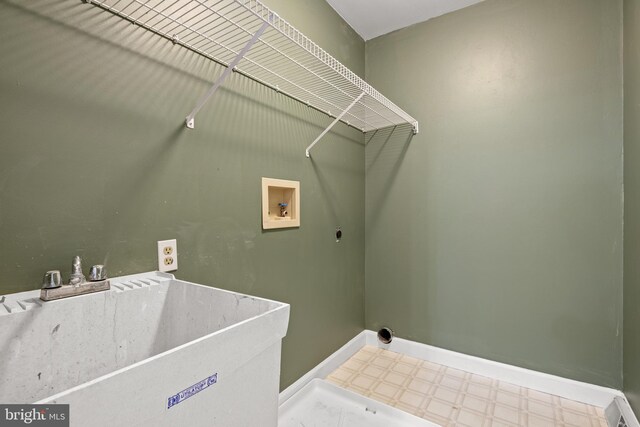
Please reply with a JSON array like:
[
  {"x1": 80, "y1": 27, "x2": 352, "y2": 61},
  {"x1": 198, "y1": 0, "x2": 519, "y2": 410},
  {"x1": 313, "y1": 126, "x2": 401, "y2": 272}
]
[{"x1": 83, "y1": 0, "x2": 419, "y2": 154}]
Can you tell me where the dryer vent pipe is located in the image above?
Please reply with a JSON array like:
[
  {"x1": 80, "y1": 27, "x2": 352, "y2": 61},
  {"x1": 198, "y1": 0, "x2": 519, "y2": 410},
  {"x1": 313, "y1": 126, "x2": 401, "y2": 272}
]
[{"x1": 377, "y1": 327, "x2": 394, "y2": 344}]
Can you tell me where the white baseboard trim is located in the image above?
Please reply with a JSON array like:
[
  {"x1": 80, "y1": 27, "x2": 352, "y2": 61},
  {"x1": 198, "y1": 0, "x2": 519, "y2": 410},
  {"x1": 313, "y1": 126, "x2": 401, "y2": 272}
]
[
  {"x1": 279, "y1": 331, "x2": 367, "y2": 405},
  {"x1": 363, "y1": 330, "x2": 623, "y2": 408},
  {"x1": 606, "y1": 396, "x2": 640, "y2": 427},
  {"x1": 624, "y1": 397, "x2": 640, "y2": 427},
  {"x1": 280, "y1": 329, "x2": 627, "y2": 411}
]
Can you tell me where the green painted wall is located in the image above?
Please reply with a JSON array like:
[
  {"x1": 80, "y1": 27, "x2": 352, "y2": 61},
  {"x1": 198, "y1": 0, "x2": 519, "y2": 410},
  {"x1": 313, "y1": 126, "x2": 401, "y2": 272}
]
[
  {"x1": 624, "y1": 0, "x2": 640, "y2": 411},
  {"x1": 1, "y1": 0, "x2": 634, "y2": 396},
  {"x1": 0, "y1": 0, "x2": 365, "y2": 390},
  {"x1": 365, "y1": 0, "x2": 624, "y2": 388}
]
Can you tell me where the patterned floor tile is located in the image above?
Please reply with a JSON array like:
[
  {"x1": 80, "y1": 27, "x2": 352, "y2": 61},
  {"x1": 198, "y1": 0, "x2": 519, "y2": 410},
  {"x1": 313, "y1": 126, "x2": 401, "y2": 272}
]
[{"x1": 325, "y1": 345, "x2": 608, "y2": 427}]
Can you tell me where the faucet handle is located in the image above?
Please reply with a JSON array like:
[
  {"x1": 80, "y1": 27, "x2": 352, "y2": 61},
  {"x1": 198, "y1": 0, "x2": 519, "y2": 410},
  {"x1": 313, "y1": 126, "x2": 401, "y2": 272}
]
[
  {"x1": 42, "y1": 270, "x2": 62, "y2": 289},
  {"x1": 89, "y1": 265, "x2": 107, "y2": 281}
]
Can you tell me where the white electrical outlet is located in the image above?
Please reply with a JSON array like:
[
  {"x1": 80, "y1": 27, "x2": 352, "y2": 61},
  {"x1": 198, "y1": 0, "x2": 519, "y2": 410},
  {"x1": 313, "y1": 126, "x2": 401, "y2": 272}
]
[{"x1": 157, "y1": 239, "x2": 178, "y2": 272}]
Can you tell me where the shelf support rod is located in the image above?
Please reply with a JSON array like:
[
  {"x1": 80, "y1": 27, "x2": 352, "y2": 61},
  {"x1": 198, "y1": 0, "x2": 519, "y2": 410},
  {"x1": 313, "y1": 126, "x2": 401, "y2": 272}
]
[
  {"x1": 185, "y1": 20, "x2": 270, "y2": 129},
  {"x1": 305, "y1": 92, "x2": 365, "y2": 158}
]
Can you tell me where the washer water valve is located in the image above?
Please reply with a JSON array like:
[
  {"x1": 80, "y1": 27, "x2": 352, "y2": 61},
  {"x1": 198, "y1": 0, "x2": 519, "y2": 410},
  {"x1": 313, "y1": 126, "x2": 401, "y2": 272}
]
[{"x1": 278, "y1": 202, "x2": 288, "y2": 217}]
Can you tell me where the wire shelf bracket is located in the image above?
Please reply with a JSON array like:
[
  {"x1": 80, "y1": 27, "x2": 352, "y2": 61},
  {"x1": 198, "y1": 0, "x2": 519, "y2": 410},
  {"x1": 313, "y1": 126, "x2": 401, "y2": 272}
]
[
  {"x1": 82, "y1": 0, "x2": 419, "y2": 152},
  {"x1": 306, "y1": 92, "x2": 364, "y2": 158},
  {"x1": 185, "y1": 19, "x2": 270, "y2": 129}
]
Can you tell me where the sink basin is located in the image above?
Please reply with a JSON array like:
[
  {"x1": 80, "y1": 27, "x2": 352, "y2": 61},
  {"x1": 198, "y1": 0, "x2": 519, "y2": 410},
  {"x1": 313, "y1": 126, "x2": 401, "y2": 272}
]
[{"x1": 0, "y1": 271, "x2": 289, "y2": 426}]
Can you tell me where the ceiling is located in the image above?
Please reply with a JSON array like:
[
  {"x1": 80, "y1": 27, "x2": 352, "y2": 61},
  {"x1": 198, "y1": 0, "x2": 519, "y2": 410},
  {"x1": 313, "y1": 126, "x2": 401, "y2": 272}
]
[{"x1": 325, "y1": 0, "x2": 485, "y2": 41}]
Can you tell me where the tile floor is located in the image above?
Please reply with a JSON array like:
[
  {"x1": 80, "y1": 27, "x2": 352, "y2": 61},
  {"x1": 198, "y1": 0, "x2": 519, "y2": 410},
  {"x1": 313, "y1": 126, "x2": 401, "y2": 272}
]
[{"x1": 326, "y1": 345, "x2": 608, "y2": 427}]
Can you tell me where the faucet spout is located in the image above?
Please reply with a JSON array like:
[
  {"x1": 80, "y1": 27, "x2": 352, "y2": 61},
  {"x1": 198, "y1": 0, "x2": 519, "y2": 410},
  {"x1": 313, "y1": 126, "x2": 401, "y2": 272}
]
[{"x1": 69, "y1": 256, "x2": 86, "y2": 286}]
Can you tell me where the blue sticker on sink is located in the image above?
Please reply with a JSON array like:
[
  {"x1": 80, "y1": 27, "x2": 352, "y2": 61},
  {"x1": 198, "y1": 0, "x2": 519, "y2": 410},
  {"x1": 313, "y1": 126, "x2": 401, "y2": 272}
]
[{"x1": 167, "y1": 373, "x2": 218, "y2": 409}]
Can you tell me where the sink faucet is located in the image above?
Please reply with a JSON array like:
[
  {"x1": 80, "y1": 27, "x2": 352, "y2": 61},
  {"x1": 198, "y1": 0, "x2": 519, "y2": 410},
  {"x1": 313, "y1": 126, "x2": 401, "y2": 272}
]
[{"x1": 40, "y1": 256, "x2": 110, "y2": 301}]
